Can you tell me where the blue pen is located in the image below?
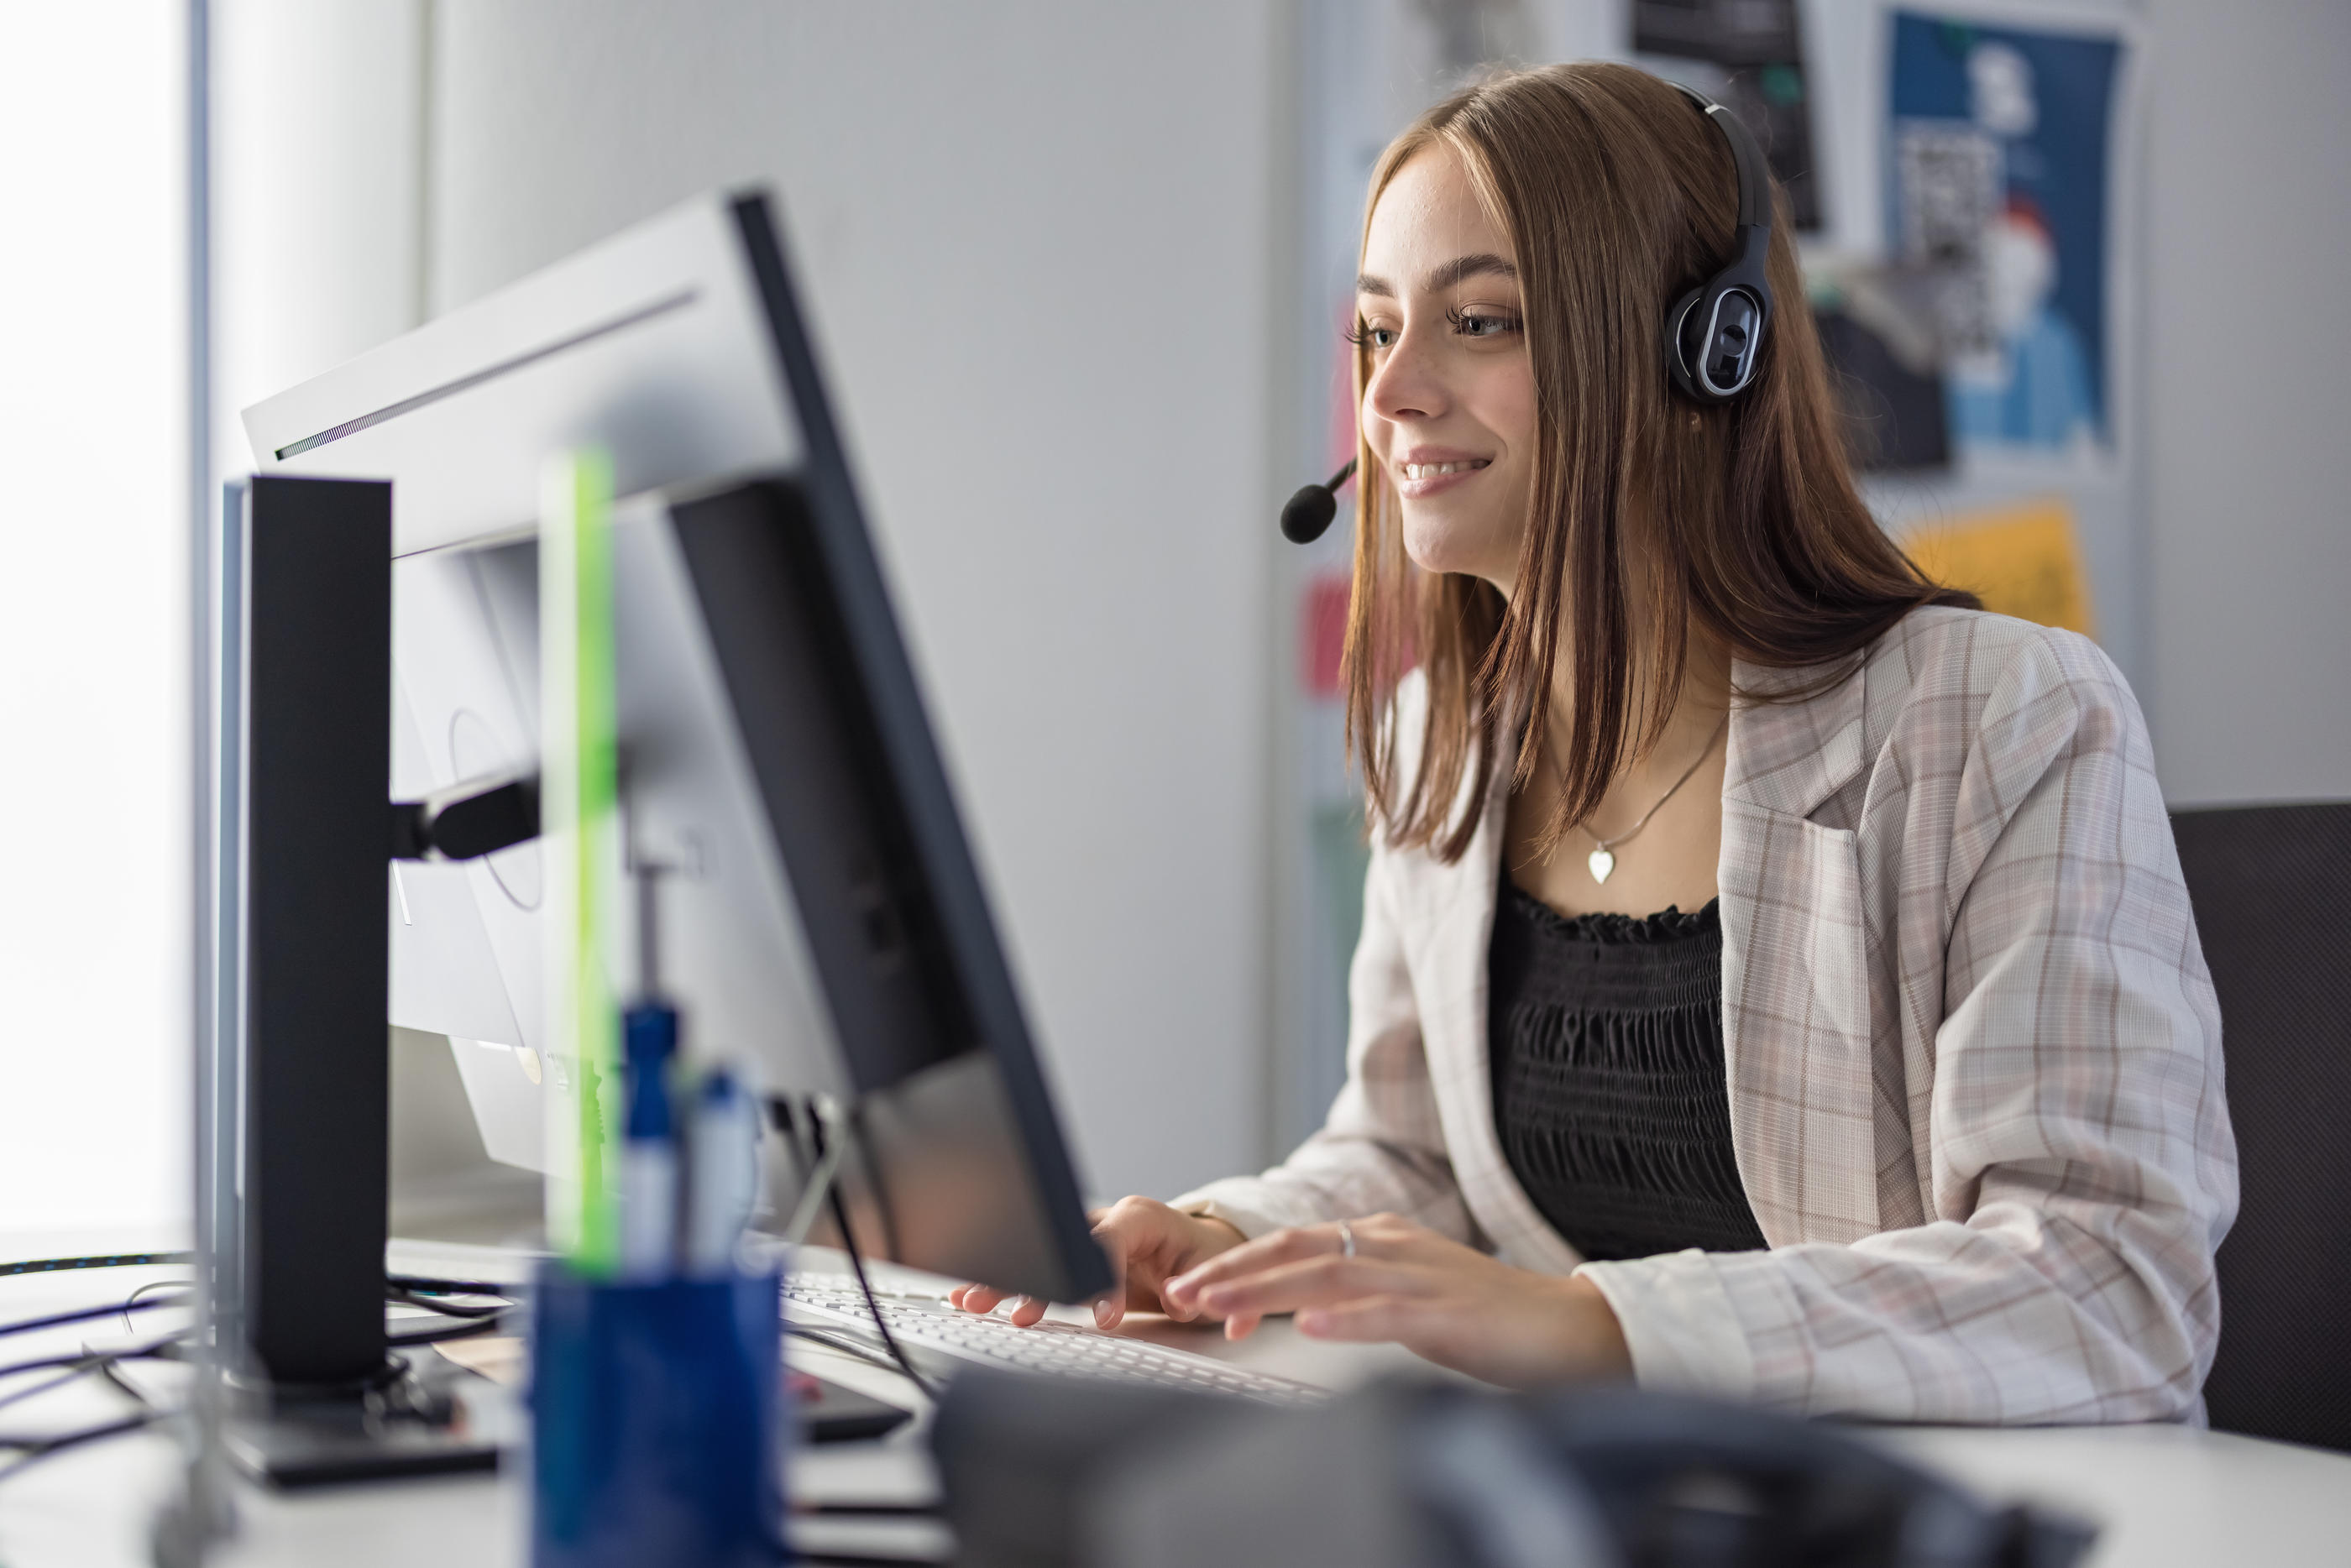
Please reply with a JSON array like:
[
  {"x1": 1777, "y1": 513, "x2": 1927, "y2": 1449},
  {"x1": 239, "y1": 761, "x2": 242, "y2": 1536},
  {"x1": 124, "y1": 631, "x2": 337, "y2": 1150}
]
[
  {"x1": 685, "y1": 1067, "x2": 760, "y2": 1274},
  {"x1": 618, "y1": 1000, "x2": 680, "y2": 1278}
]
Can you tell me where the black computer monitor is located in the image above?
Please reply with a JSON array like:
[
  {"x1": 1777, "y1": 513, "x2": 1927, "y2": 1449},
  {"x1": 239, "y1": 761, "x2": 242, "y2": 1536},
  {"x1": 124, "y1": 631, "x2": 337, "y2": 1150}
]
[{"x1": 244, "y1": 189, "x2": 1112, "y2": 1307}]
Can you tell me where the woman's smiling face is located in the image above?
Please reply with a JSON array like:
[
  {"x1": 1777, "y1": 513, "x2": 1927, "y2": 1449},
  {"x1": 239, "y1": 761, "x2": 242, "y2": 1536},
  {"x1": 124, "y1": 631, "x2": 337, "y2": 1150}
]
[{"x1": 1355, "y1": 145, "x2": 1539, "y2": 594}]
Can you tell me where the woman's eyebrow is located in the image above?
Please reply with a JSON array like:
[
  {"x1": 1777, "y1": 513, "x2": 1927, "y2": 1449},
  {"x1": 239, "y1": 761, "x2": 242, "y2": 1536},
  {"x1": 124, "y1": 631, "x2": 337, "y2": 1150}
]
[
  {"x1": 1354, "y1": 253, "x2": 1519, "y2": 301},
  {"x1": 1425, "y1": 253, "x2": 1517, "y2": 291}
]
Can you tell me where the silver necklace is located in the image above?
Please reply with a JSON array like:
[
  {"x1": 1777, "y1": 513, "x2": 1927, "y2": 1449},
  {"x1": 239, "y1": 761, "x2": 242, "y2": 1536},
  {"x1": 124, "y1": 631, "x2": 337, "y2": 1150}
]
[{"x1": 1575, "y1": 712, "x2": 1728, "y2": 885}]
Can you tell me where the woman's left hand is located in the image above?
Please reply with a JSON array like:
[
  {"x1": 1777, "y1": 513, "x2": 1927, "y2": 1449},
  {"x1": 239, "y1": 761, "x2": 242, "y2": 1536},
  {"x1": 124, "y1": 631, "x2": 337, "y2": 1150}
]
[{"x1": 1159, "y1": 1212, "x2": 1634, "y2": 1390}]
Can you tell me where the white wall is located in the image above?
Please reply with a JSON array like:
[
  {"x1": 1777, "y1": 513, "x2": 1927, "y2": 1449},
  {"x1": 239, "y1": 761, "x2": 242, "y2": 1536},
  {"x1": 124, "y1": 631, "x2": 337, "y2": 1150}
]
[
  {"x1": 0, "y1": 6, "x2": 186, "y2": 1236},
  {"x1": 424, "y1": 2, "x2": 1287, "y2": 1202},
  {"x1": 2142, "y1": 0, "x2": 2351, "y2": 806},
  {"x1": 0, "y1": 0, "x2": 435, "y2": 1241},
  {"x1": 213, "y1": 0, "x2": 427, "y2": 483}
]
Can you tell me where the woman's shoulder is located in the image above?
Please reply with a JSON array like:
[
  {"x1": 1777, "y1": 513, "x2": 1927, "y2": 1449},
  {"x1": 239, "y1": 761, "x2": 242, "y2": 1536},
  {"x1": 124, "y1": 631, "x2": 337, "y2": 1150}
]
[
  {"x1": 1865, "y1": 604, "x2": 2142, "y2": 740},
  {"x1": 1872, "y1": 603, "x2": 2121, "y2": 693},
  {"x1": 1841, "y1": 605, "x2": 2155, "y2": 813},
  {"x1": 1733, "y1": 605, "x2": 2150, "y2": 830}
]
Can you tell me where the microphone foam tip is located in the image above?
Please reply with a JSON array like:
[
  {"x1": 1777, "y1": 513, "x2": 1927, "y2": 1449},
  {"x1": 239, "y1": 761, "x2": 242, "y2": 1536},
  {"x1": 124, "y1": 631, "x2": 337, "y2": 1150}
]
[{"x1": 1280, "y1": 484, "x2": 1338, "y2": 545}]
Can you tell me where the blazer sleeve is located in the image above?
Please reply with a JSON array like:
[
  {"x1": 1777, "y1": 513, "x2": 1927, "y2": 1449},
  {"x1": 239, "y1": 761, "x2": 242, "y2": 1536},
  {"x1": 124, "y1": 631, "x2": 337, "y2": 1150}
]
[
  {"x1": 1579, "y1": 630, "x2": 2238, "y2": 1423},
  {"x1": 1170, "y1": 828, "x2": 1478, "y2": 1243}
]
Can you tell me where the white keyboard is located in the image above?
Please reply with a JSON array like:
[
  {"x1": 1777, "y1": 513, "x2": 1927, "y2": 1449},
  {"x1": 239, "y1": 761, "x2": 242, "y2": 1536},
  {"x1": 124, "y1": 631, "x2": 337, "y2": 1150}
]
[{"x1": 783, "y1": 1281, "x2": 1330, "y2": 1407}]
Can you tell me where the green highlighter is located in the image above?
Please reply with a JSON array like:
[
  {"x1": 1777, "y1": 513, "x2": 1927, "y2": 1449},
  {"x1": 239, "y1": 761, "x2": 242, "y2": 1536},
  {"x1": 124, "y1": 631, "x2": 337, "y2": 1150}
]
[{"x1": 540, "y1": 447, "x2": 622, "y2": 1278}]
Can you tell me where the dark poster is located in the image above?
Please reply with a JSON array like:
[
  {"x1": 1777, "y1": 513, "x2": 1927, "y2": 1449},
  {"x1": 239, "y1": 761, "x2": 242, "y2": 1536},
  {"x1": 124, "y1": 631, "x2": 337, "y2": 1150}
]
[
  {"x1": 1632, "y1": 0, "x2": 1822, "y2": 231},
  {"x1": 1888, "y1": 12, "x2": 2121, "y2": 452}
]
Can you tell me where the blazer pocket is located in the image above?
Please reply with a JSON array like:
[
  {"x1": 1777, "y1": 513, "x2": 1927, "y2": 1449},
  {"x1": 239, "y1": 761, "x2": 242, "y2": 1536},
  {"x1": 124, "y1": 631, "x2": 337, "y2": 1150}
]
[{"x1": 1720, "y1": 803, "x2": 1880, "y2": 1245}]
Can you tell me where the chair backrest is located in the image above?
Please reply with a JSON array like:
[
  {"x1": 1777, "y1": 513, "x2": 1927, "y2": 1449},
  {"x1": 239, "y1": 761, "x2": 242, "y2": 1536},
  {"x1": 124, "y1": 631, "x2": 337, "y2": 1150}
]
[{"x1": 2171, "y1": 802, "x2": 2351, "y2": 1452}]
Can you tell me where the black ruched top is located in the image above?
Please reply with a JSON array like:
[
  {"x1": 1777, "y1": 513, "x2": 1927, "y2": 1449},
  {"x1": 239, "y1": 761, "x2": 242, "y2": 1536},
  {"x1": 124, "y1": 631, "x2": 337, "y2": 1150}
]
[{"x1": 1487, "y1": 881, "x2": 1767, "y2": 1262}]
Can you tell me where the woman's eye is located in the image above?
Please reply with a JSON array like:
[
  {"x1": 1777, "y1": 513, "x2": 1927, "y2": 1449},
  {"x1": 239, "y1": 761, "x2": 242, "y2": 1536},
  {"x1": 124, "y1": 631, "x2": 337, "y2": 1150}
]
[
  {"x1": 1347, "y1": 320, "x2": 1399, "y2": 350},
  {"x1": 1451, "y1": 310, "x2": 1522, "y2": 339}
]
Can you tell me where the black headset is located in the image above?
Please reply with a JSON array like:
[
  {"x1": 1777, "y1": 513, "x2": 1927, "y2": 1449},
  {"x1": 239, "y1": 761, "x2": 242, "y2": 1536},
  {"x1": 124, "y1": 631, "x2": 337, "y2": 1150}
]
[
  {"x1": 1282, "y1": 81, "x2": 1775, "y2": 543},
  {"x1": 1662, "y1": 81, "x2": 1776, "y2": 405}
]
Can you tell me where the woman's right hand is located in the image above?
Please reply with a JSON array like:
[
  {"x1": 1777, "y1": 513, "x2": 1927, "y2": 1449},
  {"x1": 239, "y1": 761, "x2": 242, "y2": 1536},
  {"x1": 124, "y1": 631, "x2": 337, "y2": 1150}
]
[{"x1": 947, "y1": 1195, "x2": 1246, "y2": 1329}]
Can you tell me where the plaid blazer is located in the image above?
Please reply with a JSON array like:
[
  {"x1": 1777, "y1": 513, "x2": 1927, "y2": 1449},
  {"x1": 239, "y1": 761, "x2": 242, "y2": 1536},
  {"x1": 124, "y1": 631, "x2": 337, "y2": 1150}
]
[{"x1": 1178, "y1": 607, "x2": 2237, "y2": 1424}]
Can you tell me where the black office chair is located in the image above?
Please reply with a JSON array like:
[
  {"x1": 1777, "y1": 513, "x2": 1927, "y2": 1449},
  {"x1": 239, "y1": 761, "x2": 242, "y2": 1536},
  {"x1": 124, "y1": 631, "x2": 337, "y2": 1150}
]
[{"x1": 2172, "y1": 802, "x2": 2351, "y2": 1452}]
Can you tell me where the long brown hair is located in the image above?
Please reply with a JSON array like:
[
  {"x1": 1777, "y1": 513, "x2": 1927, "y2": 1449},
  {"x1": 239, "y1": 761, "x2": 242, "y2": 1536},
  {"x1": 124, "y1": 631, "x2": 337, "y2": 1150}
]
[{"x1": 1345, "y1": 63, "x2": 1974, "y2": 863}]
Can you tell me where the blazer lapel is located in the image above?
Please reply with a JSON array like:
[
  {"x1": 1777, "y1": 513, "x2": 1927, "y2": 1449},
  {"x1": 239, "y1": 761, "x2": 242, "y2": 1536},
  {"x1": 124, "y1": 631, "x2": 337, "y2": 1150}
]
[
  {"x1": 1718, "y1": 658, "x2": 1882, "y2": 1246},
  {"x1": 1394, "y1": 731, "x2": 1587, "y2": 1273}
]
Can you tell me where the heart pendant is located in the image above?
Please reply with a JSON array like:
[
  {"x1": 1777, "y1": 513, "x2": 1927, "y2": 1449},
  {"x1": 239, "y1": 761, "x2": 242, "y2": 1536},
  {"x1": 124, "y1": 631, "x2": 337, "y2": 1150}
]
[{"x1": 1587, "y1": 848, "x2": 1615, "y2": 884}]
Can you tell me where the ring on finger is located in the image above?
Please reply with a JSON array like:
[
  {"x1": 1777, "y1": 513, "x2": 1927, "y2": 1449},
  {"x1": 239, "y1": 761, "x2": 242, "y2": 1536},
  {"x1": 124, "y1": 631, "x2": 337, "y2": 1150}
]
[{"x1": 1336, "y1": 1219, "x2": 1356, "y2": 1259}]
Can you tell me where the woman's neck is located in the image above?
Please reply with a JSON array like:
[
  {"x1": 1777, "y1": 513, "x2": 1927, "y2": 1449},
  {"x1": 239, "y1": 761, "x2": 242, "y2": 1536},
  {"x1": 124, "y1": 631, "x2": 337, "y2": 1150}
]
[{"x1": 1509, "y1": 629, "x2": 1732, "y2": 919}]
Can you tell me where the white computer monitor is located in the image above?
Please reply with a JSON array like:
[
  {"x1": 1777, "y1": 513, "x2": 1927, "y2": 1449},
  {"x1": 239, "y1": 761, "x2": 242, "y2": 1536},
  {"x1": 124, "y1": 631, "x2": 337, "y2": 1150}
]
[{"x1": 243, "y1": 189, "x2": 1112, "y2": 1304}]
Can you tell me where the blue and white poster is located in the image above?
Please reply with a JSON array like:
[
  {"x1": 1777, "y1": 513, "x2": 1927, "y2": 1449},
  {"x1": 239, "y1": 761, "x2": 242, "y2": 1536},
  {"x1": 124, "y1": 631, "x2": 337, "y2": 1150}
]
[{"x1": 1888, "y1": 12, "x2": 2121, "y2": 454}]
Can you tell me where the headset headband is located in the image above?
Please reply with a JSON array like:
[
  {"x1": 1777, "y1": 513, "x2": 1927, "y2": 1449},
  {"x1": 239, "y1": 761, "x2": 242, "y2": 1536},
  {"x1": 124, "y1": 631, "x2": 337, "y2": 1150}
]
[{"x1": 1672, "y1": 82, "x2": 1769, "y2": 233}]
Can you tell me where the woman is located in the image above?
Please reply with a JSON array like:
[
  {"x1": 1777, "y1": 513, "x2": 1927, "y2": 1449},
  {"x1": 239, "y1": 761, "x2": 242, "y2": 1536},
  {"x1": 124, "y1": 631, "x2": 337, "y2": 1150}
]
[{"x1": 955, "y1": 62, "x2": 2235, "y2": 1423}]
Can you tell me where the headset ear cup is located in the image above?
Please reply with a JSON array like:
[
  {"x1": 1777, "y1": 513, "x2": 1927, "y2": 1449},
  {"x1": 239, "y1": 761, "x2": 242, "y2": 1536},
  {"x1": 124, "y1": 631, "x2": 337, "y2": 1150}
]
[{"x1": 1664, "y1": 285, "x2": 1708, "y2": 402}]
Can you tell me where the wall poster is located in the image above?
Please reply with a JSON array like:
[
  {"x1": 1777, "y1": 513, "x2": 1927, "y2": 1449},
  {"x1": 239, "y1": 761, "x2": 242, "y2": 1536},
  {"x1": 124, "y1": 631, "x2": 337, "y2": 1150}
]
[
  {"x1": 1863, "y1": 3, "x2": 2143, "y2": 676},
  {"x1": 1888, "y1": 11, "x2": 2121, "y2": 456}
]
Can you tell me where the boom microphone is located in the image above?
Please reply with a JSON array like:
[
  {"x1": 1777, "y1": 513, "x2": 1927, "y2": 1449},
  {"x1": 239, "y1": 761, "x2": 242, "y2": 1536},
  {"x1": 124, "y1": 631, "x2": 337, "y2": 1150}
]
[{"x1": 1279, "y1": 457, "x2": 1359, "y2": 544}]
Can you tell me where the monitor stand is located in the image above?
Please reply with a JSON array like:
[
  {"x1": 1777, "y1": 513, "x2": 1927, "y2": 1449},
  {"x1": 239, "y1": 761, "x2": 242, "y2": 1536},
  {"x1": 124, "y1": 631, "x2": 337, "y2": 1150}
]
[
  {"x1": 219, "y1": 1354, "x2": 504, "y2": 1487},
  {"x1": 212, "y1": 476, "x2": 499, "y2": 1485}
]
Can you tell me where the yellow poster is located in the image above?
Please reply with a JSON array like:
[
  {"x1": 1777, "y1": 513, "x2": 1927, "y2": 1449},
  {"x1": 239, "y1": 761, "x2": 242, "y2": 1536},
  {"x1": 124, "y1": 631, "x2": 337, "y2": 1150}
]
[{"x1": 1901, "y1": 497, "x2": 2096, "y2": 638}]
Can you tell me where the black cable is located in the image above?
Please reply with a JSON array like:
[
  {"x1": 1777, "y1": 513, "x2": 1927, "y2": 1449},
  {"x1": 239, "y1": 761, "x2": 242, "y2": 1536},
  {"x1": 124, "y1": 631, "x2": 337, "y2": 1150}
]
[
  {"x1": 0, "y1": 1252, "x2": 192, "y2": 1279},
  {"x1": 387, "y1": 1312, "x2": 509, "y2": 1348},
  {"x1": 384, "y1": 1278, "x2": 514, "y2": 1348},
  {"x1": 0, "y1": 1295, "x2": 186, "y2": 1343},
  {"x1": 0, "y1": 1354, "x2": 98, "y2": 1382},
  {"x1": 385, "y1": 1273, "x2": 517, "y2": 1299},
  {"x1": 0, "y1": 1413, "x2": 165, "y2": 1484},
  {"x1": 386, "y1": 1288, "x2": 506, "y2": 1320},
  {"x1": 0, "y1": 1337, "x2": 186, "y2": 1421},
  {"x1": 804, "y1": 1096, "x2": 932, "y2": 1396},
  {"x1": 0, "y1": 1336, "x2": 183, "y2": 1386},
  {"x1": 768, "y1": 1095, "x2": 814, "y2": 1187},
  {"x1": 824, "y1": 1182, "x2": 938, "y2": 1400},
  {"x1": 785, "y1": 1324, "x2": 924, "y2": 1382},
  {"x1": 847, "y1": 1102, "x2": 905, "y2": 1266},
  {"x1": 0, "y1": 1272, "x2": 512, "y2": 1490},
  {"x1": 3, "y1": 1278, "x2": 502, "y2": 1351},
  {"x1": 0, "y1": 1369, "x2": 93, "y2": 1420}
]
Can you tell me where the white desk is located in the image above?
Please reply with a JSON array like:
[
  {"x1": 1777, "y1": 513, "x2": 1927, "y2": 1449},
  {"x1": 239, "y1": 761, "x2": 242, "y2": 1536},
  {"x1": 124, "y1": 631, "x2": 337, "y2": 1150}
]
[
  {"x1": 4, "y1": 1244, "x2": 2348, "y2": 1568},
  {"x1": 1869, "y1": 1423, "x2": 2351, "y2": 1566}
]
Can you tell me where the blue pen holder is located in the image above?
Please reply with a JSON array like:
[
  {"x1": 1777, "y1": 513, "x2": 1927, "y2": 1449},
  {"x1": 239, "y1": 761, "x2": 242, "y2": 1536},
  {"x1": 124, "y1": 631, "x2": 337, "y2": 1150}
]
[{"x1": 530, "y1": 1262, "x2": 785, "y2": 1568}]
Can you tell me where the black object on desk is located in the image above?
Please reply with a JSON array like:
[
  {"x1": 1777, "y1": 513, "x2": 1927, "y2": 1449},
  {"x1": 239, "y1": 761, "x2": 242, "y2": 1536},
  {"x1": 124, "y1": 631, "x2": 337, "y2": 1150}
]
[
  {"x1": 2174, "y1": 801, "x2": 2351, "y2": 1454},
  {"x1": 931, "y1": 1370, "x2": 2097, "y2": 1568}
]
